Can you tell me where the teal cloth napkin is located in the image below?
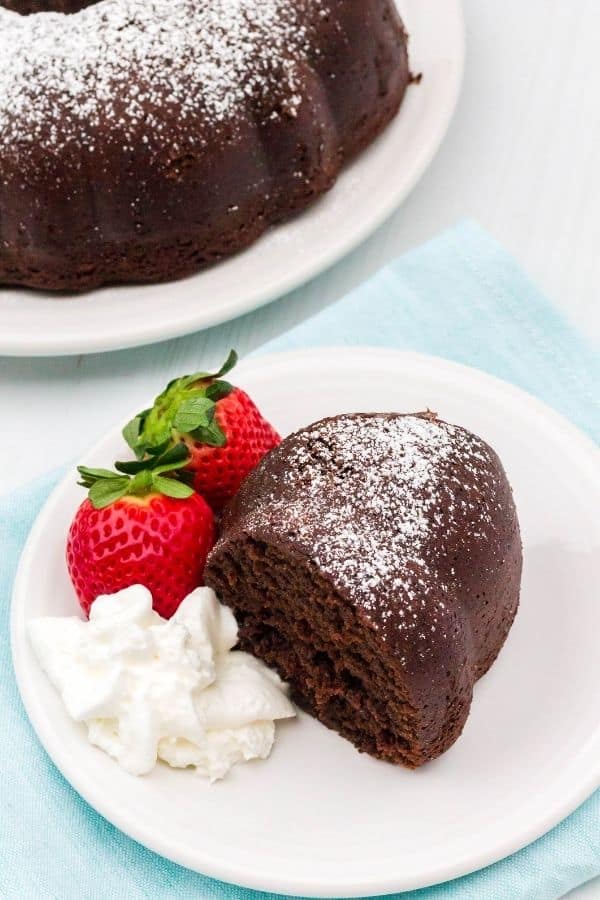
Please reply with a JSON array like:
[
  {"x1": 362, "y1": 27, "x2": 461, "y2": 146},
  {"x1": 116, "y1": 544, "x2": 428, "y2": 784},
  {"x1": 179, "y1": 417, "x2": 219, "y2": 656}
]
[{"x1": 1, "y1": 222, "x2": 599, "y2": 900}]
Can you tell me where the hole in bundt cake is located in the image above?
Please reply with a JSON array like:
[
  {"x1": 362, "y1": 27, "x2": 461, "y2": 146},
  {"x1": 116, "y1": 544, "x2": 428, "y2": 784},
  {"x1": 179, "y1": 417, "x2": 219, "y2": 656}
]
[{"x1": 206, "y1": 537, "x2": 424, "y2": 768}]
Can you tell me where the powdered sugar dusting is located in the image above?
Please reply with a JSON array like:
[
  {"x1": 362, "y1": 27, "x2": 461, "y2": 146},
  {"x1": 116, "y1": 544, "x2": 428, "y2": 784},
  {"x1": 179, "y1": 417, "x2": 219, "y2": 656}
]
[
  {"x1": 241, "y1": 414, "x2": 504, "y2": 655},
  {"x1": 0, "y1": 0, "x2": 325, "y2": 155}
]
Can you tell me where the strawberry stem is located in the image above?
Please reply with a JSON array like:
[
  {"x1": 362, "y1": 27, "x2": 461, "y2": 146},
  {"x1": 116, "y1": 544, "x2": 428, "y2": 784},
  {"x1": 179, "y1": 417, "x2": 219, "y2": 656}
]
[
  {"x1": 122, "y1": 350, "x2": 238, "y2": 458},
  {"x1": 77, "y1": 444, "x2": 193, "y2": 509}
]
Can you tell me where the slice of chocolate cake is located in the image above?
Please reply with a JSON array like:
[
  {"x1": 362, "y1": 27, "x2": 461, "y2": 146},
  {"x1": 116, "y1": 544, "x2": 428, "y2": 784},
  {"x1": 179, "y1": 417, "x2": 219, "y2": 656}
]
[{"x1": 205, "y1": 413, "x2": 522, "y2": 767}]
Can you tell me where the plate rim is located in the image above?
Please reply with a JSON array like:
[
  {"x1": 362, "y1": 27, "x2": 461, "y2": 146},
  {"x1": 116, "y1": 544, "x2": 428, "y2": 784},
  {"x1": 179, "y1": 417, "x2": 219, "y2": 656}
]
[
  {"x1": 0, "y1": 0, "x2": 465, "y2": 357},
  {"x1": 11, "y1": 347, "x2": 600, "y2": 897}
]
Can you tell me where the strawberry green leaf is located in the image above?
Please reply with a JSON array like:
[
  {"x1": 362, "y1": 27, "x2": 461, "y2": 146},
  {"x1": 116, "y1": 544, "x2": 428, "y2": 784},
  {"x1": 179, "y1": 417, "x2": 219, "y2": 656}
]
[
  {"x1": 123, "y1": 350, "x2": 238, "y2": 459},
  {"x1": 77, "y1": 465, "x2": 120, "y2": 481},
  {"x1": 122, "y1": 416, "x2": 142, "y2": 452},
  {"x1": 79, "y1": 445, "x2": 194, "y2": 507},
  {"x1": 89, "y1": 477, "x2": 130, "y2": 509},
  {"x1": 114, "y1": 459, "x2": 149, "y2": 476},
  {"x1": 173, "y1": 396, "x2": 215, "y2": 434},
  {"x1": 143, "y1": 438, "x2": 172, "y2": 458},
  {"x1": 205, "y1": 380, "x2": 233, "y2": 402},
  {"x1": 214, "y1": 349, "x2": 238, "y2": 378},
  {"x1": 152, "y1": 442, "x2": 190, "y2": 467},
  {"x1": 181, "y1": 349, "x2": 239, "y2": 388},
  {"x1": 190, "y1": 420, "x2": 227, "y2": 447},
  {"x1": 151, "y1": 475, "x2": 195, "y2": 499},
  {"x1": 152, "y1": 461, "x2": 190, "y2": 476},
  {"x1": 114, "y1": 445, "x2": 189, "y2": 477}
]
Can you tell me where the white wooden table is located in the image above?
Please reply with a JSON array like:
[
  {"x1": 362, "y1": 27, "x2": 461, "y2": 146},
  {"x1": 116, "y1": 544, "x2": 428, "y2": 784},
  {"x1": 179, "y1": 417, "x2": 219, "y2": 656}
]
[{"x1": 1, "y1": 2, "x2": 599, "y2": 896}]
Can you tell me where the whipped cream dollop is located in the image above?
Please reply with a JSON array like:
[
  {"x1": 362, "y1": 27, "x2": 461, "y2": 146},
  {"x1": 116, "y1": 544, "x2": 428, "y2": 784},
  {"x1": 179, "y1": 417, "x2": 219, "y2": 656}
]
[{"x1": 29, "y1": 585, "x2": 295, "y2": 780}]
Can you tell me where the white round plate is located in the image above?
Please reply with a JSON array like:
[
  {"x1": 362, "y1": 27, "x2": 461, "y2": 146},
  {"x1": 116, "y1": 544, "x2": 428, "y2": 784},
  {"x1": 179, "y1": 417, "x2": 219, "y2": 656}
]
[
  {"x1": 0, "y1": 0, "x2": 464, "y2": 357},
  {"x1": 12, "y1": 349, "x2": 600, "y2": 896}
]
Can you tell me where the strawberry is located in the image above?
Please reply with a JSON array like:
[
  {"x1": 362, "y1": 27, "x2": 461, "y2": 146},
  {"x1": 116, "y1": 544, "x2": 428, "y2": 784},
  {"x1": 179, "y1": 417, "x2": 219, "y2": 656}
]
[
  {"x1": 67, "y1": 445, "x2": 215, "y2": 618},
  {"x1": 122, "y1": 350, "x2": 281, "y2": 511}
]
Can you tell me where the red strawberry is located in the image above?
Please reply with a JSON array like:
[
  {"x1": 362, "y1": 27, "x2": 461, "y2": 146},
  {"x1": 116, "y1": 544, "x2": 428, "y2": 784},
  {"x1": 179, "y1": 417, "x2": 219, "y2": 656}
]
[
  {"x1": 122, "y1": 351, "x2": 280, "y2": 511},
  {"x1": 183, "y1": 387, "x2": 280, "y2": 510},
  {"x1": 67, "y1": 448, "x2": 215, "y2": 618}
]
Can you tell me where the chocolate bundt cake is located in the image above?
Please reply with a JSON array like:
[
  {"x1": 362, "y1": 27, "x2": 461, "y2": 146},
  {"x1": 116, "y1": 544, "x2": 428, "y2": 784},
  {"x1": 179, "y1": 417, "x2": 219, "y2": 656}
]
[
  {"x1": 206, "y1": 413, "x2": 522, "y2": 767},
  {"x1": 0, "y1": 0, "x2": 410, "y2": 291}
]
